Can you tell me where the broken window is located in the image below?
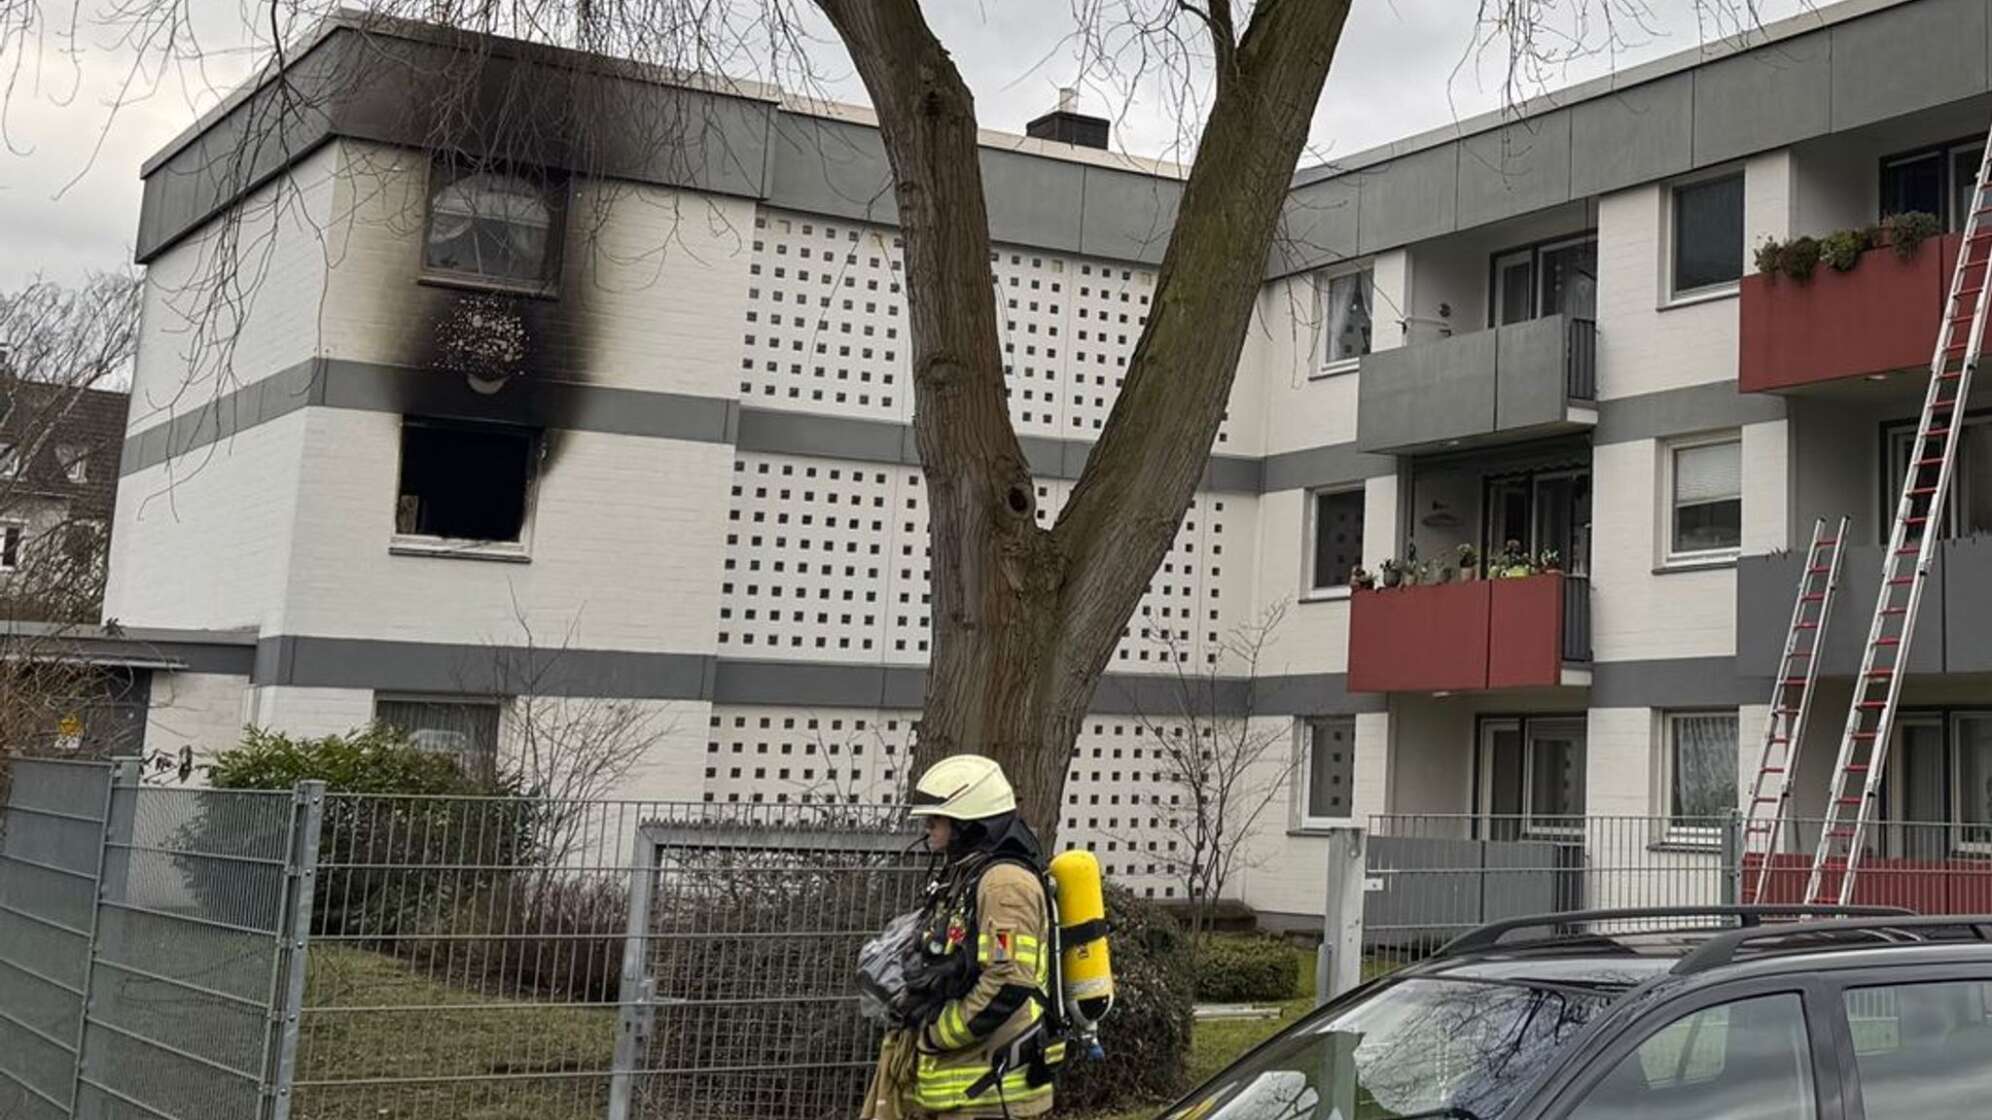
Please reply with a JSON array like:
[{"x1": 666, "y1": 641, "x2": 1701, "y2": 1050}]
[
  {"x1": 395, "y1": 420, "x2": 536, "y2": 544},
  {"x1": 423, "y1": 156, "x2": 566, "y2": 289}
]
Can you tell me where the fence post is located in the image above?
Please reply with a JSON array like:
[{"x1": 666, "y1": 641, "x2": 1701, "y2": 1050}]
[
  {"x1": 1720, "y1": 809, "x2": 1741, "y2": 907},
  {"x1": 269, "y1": 780, "x2": 326, "y2": 1120},
  {"x1": 68, "y1": 758, "x2": 139, "y2": 1115},
  {"x1": 1316, "y1": 827, "x2": 1367, "y2": 1007},
  {"x1": 608, "y1": 824, "x2": 661, "y2": 1120}
]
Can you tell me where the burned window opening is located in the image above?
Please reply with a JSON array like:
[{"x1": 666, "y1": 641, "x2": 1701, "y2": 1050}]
[{"x1": 396, "y1": 420, "x2": 537, "y2": 544}]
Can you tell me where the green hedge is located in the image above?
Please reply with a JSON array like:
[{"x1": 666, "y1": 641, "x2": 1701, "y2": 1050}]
[
  {"x1": 1056, "y1": 884, "x2": 1197, "y2": 1112},
  {"x1": 1193, "y1": 934, "x2": 1303, "y2": 1003}
]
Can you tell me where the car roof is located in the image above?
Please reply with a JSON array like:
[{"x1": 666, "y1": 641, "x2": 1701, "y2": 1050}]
[{"x1": 1405, "y1": 907, "x2": 1992, "y2": 990}]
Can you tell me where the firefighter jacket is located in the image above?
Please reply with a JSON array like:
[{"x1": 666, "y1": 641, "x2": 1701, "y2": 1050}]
[{"x1": 865, "y1": 817, "x2": 1063, "y2": 1118}]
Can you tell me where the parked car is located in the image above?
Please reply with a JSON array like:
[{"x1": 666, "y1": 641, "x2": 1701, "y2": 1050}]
[{"x1": 1156, "y1": 905, "x2": 1992, "y2": 1119}]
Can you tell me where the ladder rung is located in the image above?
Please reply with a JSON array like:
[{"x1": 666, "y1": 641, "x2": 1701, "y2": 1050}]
[
  {"x1": 1908, "y1": 486, "x2": 1941, "y2": 496},
  {"x1": 1795, "y1": 623, "x2": 1819, "y2": 630},
  {"x1": 1806, "y1": 565, "x2": 1831, "y2": 574},
  {"x1": 1928, "y1": 428, "x2": 1952, "y2": 439},
  {"x1": 1882, "y1": 607, "x2": 1908, "y2": 615},
  {"x1": 1858, "y1": 701, "x2": 1890, "y2": 708},
  {"x1": 1817, "y1": 537, "x2": 1840, "y2": 547},
  {"x1": 1846, "y1": 763, "x2": 1871, "y2": 770},
  {"x1": 1837, "y1": 797, "x2": 1863, "y2": 805},
  {"x1": 1916, "y1": 457, "x2": 1948, "y2": 466},
  {"x1": 1800, "y1": 593, "x2": 1826, "y2": 601},
  {"x1": 1904, "y1": 517, "x2": 1928, "y2": 526},
  {"x1": 1788, "y1": 651, "x2": 1812, "y2": 659},
  {"x1": 1865, "y1": 668, "x2": 1893, "y2": 677}
]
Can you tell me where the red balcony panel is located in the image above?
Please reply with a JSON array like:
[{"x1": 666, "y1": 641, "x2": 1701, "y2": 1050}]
[
  {"x1": 1348, "y1": 582, "x2": 1491, "y2": 693},
  {"x1": 1488, "y1": 574, "x2": 1566, "y2": 689},
  {"x1": 1744, "y1": 851, "x2": 1992, "y2": 914},
  {"x1": 1349, "y1": 574, "x2": 1568, "y2": 693},
  {"x1": 1739, "y1": 233, "x2": 1959, "y2": 393}
]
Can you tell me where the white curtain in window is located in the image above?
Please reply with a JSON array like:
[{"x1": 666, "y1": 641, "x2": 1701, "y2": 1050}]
[
  {"x1": 1674, "y1": 441, "x2": 1741, "y2": 504},
  {"x1": 1323, "y1": 271, "x2": 1373, "y2": 363},
  {"x1": 429, "y1": 172, "x2": 552, "y2": 255},
  {"x1": 1672, "y1": 714, "x2": 1738, "y2": 821}
]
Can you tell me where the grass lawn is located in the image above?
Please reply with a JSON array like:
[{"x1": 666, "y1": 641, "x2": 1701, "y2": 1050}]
[{"x1": 293, "y1": 946, "x2": 617, "y2": 1120}]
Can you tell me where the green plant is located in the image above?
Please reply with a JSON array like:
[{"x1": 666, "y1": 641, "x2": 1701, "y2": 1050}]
[
  {"x1": 1780, "y1": 235, "x2": 1821, "y2": 281},
  {"x1": 1820, "y1": 226, "x2": 1875, "y2": 271},
  {"x1": 201, "y1": 725, "x2": 533, "y2": 941},
  {"x1": 1883, "y1": 210, "x2": 1941, "y2": 259},
  {"x1": 1457, "y1": 543, "x2": 1479, "y2": 575},
  {"x1": 1193, "y1": 935, "x2": 1303, "y2": 1003},
  {"x1": 208, "y1": 723, "x2": 493, "y2": 794},
  {"x1": 1753, "y1": 237, "x2": 1785, "y2": 277},
  {"x1": 1058, "y1": 885, "x2": 1197, "y2": 1113}
]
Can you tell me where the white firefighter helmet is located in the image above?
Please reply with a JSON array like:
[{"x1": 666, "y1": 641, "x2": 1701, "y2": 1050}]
[{"x1": 907, "y1": 755, "x2": 1017, "y2": 821}]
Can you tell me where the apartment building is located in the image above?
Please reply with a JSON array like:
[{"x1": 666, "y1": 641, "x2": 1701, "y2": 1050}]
[{"x1": 107, "y1": 0, "x2": 1992, "y2": 920}]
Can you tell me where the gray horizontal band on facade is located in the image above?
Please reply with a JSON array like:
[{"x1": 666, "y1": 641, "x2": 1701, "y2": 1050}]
[
  {"x1": 1592, "y1": 381, "x2": 1787, "y2": 446},
  {"x1": 251, "y1": 636, "x2": 719, "y2": 700},
  {"x1": 122, "y1": 358, "x2": 1794, "y2": 489},
  {"x1": 138, "y1": 18, "x2": 1182, "y2": 269},
  {"x1": 4, "y1": 625, "x2": 260, "y2": 676},
  {"x1": 119, "y1": 358, "x2": 742, "y2": 477},
  {"x1": 229, "y1": 636, "x2": 1385, "y2": 714},
  {"x1": 142, "y1": 2, "x2": 1951, "y2": 285},
  {"x1": 1589, "y1": 656, "x2": 1768, "y2": 708}
]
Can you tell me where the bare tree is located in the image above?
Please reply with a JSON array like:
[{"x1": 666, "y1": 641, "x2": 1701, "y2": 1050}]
[
  {"x1": 1118, "y1": 600, "x2": 1291, "y2": 943},
  {"x1": 0, "y1": 1, "x2": 1791, "y2": 835},
  {"x1": 449, "y1": 601, "x2": 679, "y2": 863},
  {"x1": 0, "y1": 273, "x2": 139, "y2": 799}
]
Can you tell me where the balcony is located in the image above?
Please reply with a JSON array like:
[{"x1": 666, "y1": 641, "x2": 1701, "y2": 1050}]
[
  {"x1": 1348, "y1": 573, "x2": 1591, "y2": 693},
  {"x1": 1738, "y1": 233, "x2": 1961, "y2": 393},
  {"x1": 1356, "y1": 315, "x2": 1597, "y2": 455},
  {"x1": 1736, "y1": 533, "x2": 1992, "y2": 676}
]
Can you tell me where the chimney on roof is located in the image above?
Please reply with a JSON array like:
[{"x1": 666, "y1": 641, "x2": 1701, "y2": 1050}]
[{"x1": 1027, "y1": 87, "x2": 1109, "y2": 151}]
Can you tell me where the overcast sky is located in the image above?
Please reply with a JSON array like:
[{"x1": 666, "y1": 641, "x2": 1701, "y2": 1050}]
[{"x1": 0, "y1": 0, "x2": 1820, "y2": 290}]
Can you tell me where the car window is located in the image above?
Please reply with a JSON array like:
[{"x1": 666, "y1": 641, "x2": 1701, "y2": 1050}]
[
  {"x1": 1565, "y1": 992, "x2": 1817, "y2": 1120},
  {"x1": 1841, "y1": 979, "x2": 1992, "y2": 1119}
]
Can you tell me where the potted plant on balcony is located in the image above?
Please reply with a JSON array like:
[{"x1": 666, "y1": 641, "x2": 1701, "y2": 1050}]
[
  {"x1": 1493, "y1": 538, "x2": 1534, "y2": 579},
  {"x1": 1457, "y1": 543, "x2": 1479, "y2": 581},
  {"x1": 1537, "y1": 549, "x2": 1562, "y2": 574},
  {"x1": 1349, "y1": 566, "x2": 1375, "y2": 591},
  {"x1": 1377, "y1": 559, "x2": 1402, "y2": 588}
]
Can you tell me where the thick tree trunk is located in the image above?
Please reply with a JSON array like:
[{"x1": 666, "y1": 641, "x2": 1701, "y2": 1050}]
[{"x1": 816, "y1": 0, "x2": 1351, "y2": 839}]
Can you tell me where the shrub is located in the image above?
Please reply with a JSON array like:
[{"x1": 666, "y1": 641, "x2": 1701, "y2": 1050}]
[
  {"x1": 208, "y1": 723, "x2": 493, "y2": 794},
  {"x1": 1057, "y1": 884, "x2": 1197, "y2": 1114},
  {"x1": 201, "y1": 725, "x2": 533, "y2": 940},
  {"x1": 1780, "y1": 235, "x2": 1822, "y2": 282},
  {"x1": 1883, "y1": 210, "x2": 1942, "y2": 259},
  {"x1": 1753, "y1": 237, "x2": 1785, "y2": 278},
  {"x1": 1821, "y1": 226, "x2": 1875, "y2": 271},
  {"x1": 1194, "y1": 934, "x2": 1303, "y2": 1003},
  {"x1": 408, "y1": 874, "x2": 630, "y2": 1002}
]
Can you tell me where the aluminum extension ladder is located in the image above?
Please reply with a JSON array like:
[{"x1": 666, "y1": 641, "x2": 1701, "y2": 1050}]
[
  {"x1": 1804, "y1": 135, "x2": 1992, "y2": 906},
  {"x1": 1743, "y1": 516, "x2": 1848, "y2": 904}
]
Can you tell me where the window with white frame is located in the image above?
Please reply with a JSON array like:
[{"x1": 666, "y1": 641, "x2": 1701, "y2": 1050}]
[
  {"x1": 376, "y1": 697, "x2": 502, "y2": 777},
  {"x1": 56, "y1": 445, "x2": 87, "y2": 483},
  {"x1": 1318, "y1": 268, "x2": 1374, "y2": 369},
  {"x1": 1667, "y1": 711, "x2": 1738, "y2": 833},
  {"x1": 1491, "y1": 235, "x2": 1598, "y2": 326},
  {"x1": 1301, "y1": 716, "x2": 1356, "y2": 827},
  {"x1": 1881, "y1": 138, "x2": 1986, "y2": 231},
  {"x1": 1481, "y1": 716, "x2": 1587, "y2": 838},
  {"x1": 0, "y1": 443, "x2": 19, "y2": 479},
  {"x1": 1308, "y1": 487, "x2": 1365, "y2": 594},
  {"x1": 423, "y1": 156, "x2": 566, "y2": 290},
  {"x1": 1885, "y1": 413, "x2": 1992, "y2": 540},
  {"x1": 0, "y1": 524, "x2": 21, "y2": 570},
  {"x1": 1671, "y1": 173, "x2": 1745, "y2": 296},
  {"x1": 1667, "y1": 435, "x2": 1742, "y2": 561}
]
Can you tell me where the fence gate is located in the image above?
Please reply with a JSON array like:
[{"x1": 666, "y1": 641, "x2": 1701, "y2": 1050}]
[
  {"x1": 0, "y1": 758, "x2": 322, "y2": 1120},
  {"x1": 611, "y1": 807, "x2": 928, "y2": 1120}
]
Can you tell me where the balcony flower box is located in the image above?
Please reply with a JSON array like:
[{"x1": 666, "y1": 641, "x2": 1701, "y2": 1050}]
[{"x1": 1348, "y1": 573, "x2": 1568, "y2": 693}]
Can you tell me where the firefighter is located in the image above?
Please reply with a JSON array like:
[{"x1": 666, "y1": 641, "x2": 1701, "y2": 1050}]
[{"x1": 862, "y1": 755, "x2": 1063, "y2": 1119}]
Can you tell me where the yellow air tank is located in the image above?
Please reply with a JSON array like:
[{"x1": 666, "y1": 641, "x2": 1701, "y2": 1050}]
[{"x1": 1048, "y1": 849, "x2": 1114, "y2": 1046}]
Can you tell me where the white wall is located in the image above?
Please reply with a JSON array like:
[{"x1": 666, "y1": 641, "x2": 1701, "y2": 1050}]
[
  {"x1": 275, "y1": 409, "x2": 730, "y2": 651},
  {"x1": 129, "y1": 144, "x2": 341, "y2": 433},
  {"x1": 143, "y1": 671, "x2": 251, "y2": 764},
  {"x1": 246, "y1": 686, "x2": 376, "y2": 737},
  {"x1": 103, "y1": 411, "x2": 309, "y2": 630}
]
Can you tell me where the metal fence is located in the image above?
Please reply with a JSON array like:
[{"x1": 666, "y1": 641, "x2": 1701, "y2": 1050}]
[
  {"x1": 0, "y1": 758, "x2": 320, "y2": 1120},
  {"x1": 16, "y1": 765, "x2": 1992, "y2": 1120},
  {"x1": 1350, "y1": 812, "x2": 1992, "y2": 977}
]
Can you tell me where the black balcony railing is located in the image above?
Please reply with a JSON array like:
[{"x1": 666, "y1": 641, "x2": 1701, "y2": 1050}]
[
  {"x1": 1565, "y1": 317, "x2": 1597, "y2": 401},
  {"x1": 1562, "y1": 573, "x2": 1592, "y2": 663}
]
